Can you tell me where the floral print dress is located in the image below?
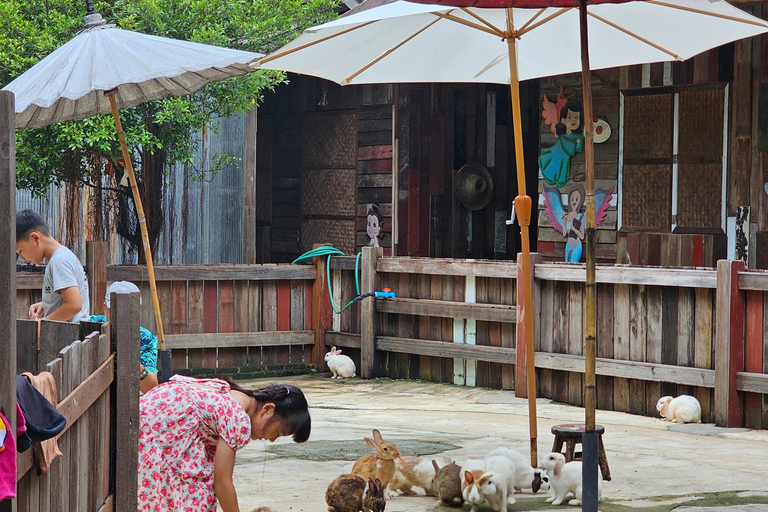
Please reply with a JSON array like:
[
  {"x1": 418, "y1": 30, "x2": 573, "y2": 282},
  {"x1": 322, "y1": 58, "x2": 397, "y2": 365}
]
[{"x1": 137, "y1": 375, "x2": 251, "y2": 511}]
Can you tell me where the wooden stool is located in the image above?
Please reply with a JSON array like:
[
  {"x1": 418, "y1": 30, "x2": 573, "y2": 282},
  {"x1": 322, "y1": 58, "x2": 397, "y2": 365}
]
[{"x1": 550, "y1": 424, "x2": 611, "y2": 481}]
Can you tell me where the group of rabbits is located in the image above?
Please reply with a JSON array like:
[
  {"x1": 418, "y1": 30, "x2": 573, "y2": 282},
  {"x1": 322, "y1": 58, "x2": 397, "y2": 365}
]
[{"x1": 324, "y1": 429, "x2": 601, "y2": 512}]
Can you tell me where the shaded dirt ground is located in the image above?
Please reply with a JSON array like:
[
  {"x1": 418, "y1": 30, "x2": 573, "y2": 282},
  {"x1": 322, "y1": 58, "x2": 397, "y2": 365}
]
[{"x1": 229, "y1": 376, "x2": 768, "y2": 512}]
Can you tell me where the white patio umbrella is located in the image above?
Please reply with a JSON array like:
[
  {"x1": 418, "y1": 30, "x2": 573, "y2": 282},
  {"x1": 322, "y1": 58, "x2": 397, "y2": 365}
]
[
  {"x1": 257, "y1": 0, "x2": 768, "y2": 475},
  {"x1": 3, "y1": 1, "x2": 262, "y2": 380}
]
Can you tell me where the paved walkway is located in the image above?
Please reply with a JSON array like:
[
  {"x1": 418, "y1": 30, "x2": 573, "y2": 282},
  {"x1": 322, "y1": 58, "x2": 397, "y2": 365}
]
[{"x1": 230, "y1": 376, "x2": 768, "y2": 512}]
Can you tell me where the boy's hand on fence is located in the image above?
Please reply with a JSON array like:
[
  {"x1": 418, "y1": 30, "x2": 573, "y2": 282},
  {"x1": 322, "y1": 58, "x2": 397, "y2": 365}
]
[{"x1": 29, "y1": 302, "x2": 44, "y2": 320}]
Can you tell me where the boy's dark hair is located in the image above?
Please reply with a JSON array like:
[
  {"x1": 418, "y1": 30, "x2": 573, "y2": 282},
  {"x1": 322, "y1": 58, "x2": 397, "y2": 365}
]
[{"x1": 16, "y1": 209, "x2": 50, "y2": 241}]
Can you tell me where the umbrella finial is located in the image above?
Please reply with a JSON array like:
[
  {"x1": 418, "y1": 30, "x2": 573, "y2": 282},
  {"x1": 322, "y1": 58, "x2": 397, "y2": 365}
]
[{"x1": 83, "y1": 0, "x2": 108, "y2": 30}]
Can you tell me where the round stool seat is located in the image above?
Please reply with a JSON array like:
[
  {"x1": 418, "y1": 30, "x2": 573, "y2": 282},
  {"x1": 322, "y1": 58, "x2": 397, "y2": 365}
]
[{"x1": 551, "y1": 424, "x2": 605, "y2": 436}]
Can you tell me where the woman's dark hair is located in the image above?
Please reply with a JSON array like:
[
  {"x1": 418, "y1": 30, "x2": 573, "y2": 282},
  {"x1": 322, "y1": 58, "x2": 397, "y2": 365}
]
[
  {"x1": 229, "y1": 381, "x2": 311, "y2": 443},
  {"x1": 555, "y1": 99, "x2": 584, "y2": 136}
]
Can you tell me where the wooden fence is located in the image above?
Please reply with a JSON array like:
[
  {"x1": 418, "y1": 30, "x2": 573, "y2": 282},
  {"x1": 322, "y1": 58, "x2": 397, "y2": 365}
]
[
  {"x1": 106, "y1": 264, "x2": 318, "y2": 373},
  {"x1": 10, "y1": 294, "x2": 139, "y2": 512},
  {"x1": 329, "y1": 249, "x2": 768, "y2": 429}
]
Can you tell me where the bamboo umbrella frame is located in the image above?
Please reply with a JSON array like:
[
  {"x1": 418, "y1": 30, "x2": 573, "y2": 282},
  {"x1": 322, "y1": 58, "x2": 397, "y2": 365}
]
[{"x1": 106, "y1": 90, "x2": 168, "y2": 370}]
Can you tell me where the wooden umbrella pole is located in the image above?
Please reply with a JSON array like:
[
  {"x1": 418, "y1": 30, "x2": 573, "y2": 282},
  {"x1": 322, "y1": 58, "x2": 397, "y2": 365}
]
[
  {"x1": 506, "y1": 7, "x2": 538, "y2": 468},
  {"x1": 107, "y1": 91, "x2": 167, "y2": 351}
]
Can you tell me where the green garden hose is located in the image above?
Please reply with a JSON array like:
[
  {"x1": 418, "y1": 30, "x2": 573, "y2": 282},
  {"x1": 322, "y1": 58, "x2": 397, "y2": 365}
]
[{"x1": 292, "y1": 246, "x2": 362, "y2": 314}]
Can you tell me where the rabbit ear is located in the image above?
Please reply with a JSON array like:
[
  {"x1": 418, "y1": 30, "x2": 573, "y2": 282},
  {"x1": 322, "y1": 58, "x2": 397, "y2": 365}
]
[
  {"x1": 364, "y1": 437, "x2": 378, "y2": 450},
  {"x1": 532, "y1": 472, "x2": 542, "y2": 493},
  {"x1": 554, "y1": 459, "x2": 564, "y2": 477},
  {"x1": 372, "y1": 429, "x2": 384, "y2": 444},
  {"x1": 495, "y1": 478, "x2": 504, "y2": 507},
  {"x1": 660, "y1": 400, "x2": 671, "y2": 418},
  {"x1": 374, "y1": 478, "x2": 382, "y2": 493},
  {"x1": 464, "y1": 471, "x2": 474, "y2": 484},
  {"x1": 432, "y1": 460, "x2": 440, "y2": 473},
  {"x1": 336, "y1": 348, "x2": 342, "y2": 354},
  {"x1": 367, "y1": 478, "x2": 376, "y2": 492}
]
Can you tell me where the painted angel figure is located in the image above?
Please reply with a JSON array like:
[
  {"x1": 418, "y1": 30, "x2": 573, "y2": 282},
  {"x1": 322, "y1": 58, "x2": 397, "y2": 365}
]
[
  {"x1": 539, "y1": 89, "x2": 584, "y2": 188},
  {"x1": 542, "y1": 183, "x2": 613, "y2": 263}
]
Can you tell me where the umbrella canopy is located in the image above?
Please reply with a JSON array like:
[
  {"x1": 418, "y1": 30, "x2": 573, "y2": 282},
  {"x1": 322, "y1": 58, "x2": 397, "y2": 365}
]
[
  {"x1": 3, "y1": 10, "x2": 262, "y2": 129},
  {"x1": 258, "y1": 0, "x2": 768, "y2": 85}
]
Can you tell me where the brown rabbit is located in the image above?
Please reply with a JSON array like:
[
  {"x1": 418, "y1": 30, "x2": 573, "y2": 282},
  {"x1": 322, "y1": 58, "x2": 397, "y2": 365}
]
[
  {"x1": 351, "y1": 429, "x2": 403, "y2": 495},
  {"x1": 325, "y1": 474, "x2": 386, "y2": 512},
  {"x1": 433, "y1": 460, "x2": 463, "y2": 507}
]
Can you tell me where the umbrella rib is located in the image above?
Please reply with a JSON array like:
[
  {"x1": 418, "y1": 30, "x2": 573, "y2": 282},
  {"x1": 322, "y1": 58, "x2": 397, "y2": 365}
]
[
  {"x1": 460, "y1": 7, "x2": 504, "y2": 36},
  {"x1": 516, "y1": 8, "x2": 571, "y2": 37},
  {"x1": 648, "y1": 0, "x2": 768, "y2": 29},
  {"x1": 433, "y1": 12, "x2": 504, "y2": 37},
  {"x1": 517, "y1": 8, "x2": 546, "y2": 35},
  {"x1": 259, "y1": 20, "x2": 378, "y2": 65},
  {"x1": 342, "y1": 16, "x2": 443, "y2": 85},
  {"x1": 587, "y1": 11, "x2": 680, "y2": 60}
]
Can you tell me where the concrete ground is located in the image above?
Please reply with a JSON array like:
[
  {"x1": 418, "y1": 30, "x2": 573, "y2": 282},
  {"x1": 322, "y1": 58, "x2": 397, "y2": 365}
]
[{"x1": 229, "y1": 375, "x2": 768, "y2": 512}]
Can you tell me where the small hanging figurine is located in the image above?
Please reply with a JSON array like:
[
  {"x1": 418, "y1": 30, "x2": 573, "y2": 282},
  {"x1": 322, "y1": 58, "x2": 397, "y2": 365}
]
[{"x1": 366, "y1": 200, "x2": 384, "y2": 248}]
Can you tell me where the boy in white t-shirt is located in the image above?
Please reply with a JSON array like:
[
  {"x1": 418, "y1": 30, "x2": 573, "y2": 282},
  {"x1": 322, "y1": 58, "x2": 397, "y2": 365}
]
[{"x1": 15, "y1": 209, "x2": 90, "y2": 323}]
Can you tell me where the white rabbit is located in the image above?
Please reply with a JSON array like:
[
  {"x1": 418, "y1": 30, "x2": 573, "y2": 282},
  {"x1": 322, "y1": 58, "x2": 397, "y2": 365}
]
[
  {"x1": 476, "y1": 454, "x2": 518, "y2": 511},
  {"x1": 324, "y1": 346, "x2": 356, "y2": 379},
  {"x1": 656, "y1": 395, "x2": 701, "y2": 423},
  {"x1": 540, "y1": 453, "x2": 602, "y2": 506},
  {"x1": 388, "y1": 455, "x2": 451, "y2": 496},
  {"x1": 486, "y1": 447, "x2": 550, "y2": 493},
  {"x1": 461, "y1": 458, "x2": 487, "y2": 511}
]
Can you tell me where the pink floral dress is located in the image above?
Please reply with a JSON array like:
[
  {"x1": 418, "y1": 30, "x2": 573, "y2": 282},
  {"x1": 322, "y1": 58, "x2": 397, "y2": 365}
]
[{"x1": 137, "y1": 375, "x2": 251, "y2": 511}]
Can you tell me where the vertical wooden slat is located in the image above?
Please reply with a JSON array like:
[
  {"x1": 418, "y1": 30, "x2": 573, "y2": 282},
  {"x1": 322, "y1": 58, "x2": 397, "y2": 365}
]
[
  {"x1": 539, "y1": 280, "x2": 554, "y2": 399},
  {"x1": 234, "y1": 281, "x2": 251, "y2": 366},
  {"x1": 218, "y1": 281, "x2": 237, "y2": 368},
  {"x1": 45, "y1": 358, "x2": 63, "y2": 512},
  {"x1": 474, "y1": 278, "x2": 490, "y2": 389},
  {"x1": 442, "y1": 276, "x2": 456, "y2": 384},
  {"x1": 67, "y1": 341, "x2": 83, "y2": 512},
  {"x1": 290, "y1": 280, "x2": 307, "y2": 364},
  {"x1": 187, "y1": 281, "x2": 204, "y2": 369},
  {"x1": 714, "y1": 260, "x2": 745, "y2": 427},
  {"x1": 86, "y1": 242, "x2": 108, "y2": 316},
  {"x1": 629, "y1": 285, "x2": 647, "y2": 415},
  {"x1": 552, "y1": 280, "x2": 570, "y2": 403},
  {"x1": 418, "y1": 273, "x2": 433, "y2": 381},
  {"x1": 568, "y1": 282, "x2": 583, "y2": 406},
  {"x1": 360, "y1": 247, "x2": 382, "y2": 377},
  {"x1": 487, "y1": 277, "x2": 502, "y2": 390},
  {"x1": 202, "y1": 281, "x2": 218, "y2": 368},
  {"x1": 430, "y1": 275, "x2": 445, "y2": 383},
  {"x1": 694, "y1": 288, "x2": 714, "y2": 422},
  {"x1": 171, "y1": 281, "x2": 188, "y2": 371},
  {"x1": 613, "y1": 284, "x2": 630, "y2": 413},
  {"x1": 251, "y1": 281, "x2": 264, "y2": 366},
  {"x1": 58, "y1": 344, "x2": 73, "y2": 512},
  {"x1": 500, "y1": 278, "x2": 515, "y2": 391},
  {"x1": 596, "y1": 283, "x2": 614, "y2": 411},
  {"x1": 745, "y1": 290, "x2": 764, "y2": 428},
  {"x1": 276, "y1": 280, "x2": 291, "y2": 364},
  {"x1": 661, "y1": 287, "x2": 679, "y2": 398},
  {"x1": 261, "y1": 281, "x2": 279, "y2": 366},
  {"x1": 677, "y1": 288, "x2": 695, "y2": 398},
  {"x1": 112, "y1": 292, "x2": 140, "y2": 512},
  {"x1": 243, "y1": 107, "x2": 258, "y2": 264},
  {"x1": 645, "y1": 287, "x2": 664, "y2": 416},
  {"x1": 311, "y1": 246, "x2": 332, "y2": 371}
]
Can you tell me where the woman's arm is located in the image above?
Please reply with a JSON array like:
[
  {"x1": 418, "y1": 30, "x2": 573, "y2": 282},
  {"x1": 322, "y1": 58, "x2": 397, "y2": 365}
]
[{"x1": 213, "y1": 438, "x2": 240, "y2": 512}]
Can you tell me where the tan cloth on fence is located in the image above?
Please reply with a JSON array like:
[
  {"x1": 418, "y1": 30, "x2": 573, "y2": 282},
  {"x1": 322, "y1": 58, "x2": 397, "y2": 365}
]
[{"x1": 21, "y1": 371, "x2": 63, "y2": 475}]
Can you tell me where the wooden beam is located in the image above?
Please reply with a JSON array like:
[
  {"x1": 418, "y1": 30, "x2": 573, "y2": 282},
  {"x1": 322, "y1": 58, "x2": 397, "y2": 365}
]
[
  {"x1": 738, "y1": 271, "x2": 768, "y2": 291},
  {"x1": 0, "y1": 89, "x2": 16, "y2": 512},
  {"x1": 328, "y1": 256, "x2": 358, "y2": 271},
  {"x1": 715, "y1": 260, "x2": 745, "y2": 427},
  {"x1": 86, "y1": 241, "x2": 108, "y2": 316},
  {"x1": 377, "y1": 257, "x2": 517, "y2": 278},
  {"x1": 325, "y1": 331, "x2": 361, "y2": 349},
  {"x1": 736, "y1": 372, "x2": 768, "y2": 394},
  {"x1": 535, "y1": 264, "x2": 718, "y2": 289},
  {"x1": 377, "y1": 336, "x2": 517, "y2": 364},
  {"x1": 360, "y1": 247, "x2": 382, "y2": 378},
  {"x1": 112, "y1": 292, "x2": 140, "y2": 512},
  {"x1": 107, "y1": 264, "x2": 316, "y2": 282},
  {"x1": 375, "y1": 297, "x2": 517, "y2": 323},
  {"x1": 243, "y1": 107, "x2": 258, "y2": 264},
  {"x1": 17, "y1": 273, "x2": 43, "y2": 290},
  {"x1": 164, "y1": 331, "x2": 314, "y2": 349}
]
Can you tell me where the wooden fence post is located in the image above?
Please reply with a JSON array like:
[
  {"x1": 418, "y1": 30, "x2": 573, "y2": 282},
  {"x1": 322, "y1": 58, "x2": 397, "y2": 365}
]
[
  {"x1": 516, "y1": 253, "x2": 541, "y2": 398},
  {"x1": 0, "y1": 90, "x2": 17, "y2": 512},
  {"x1": 311, "y1": 243, "x2": 333, "y2": 371},
  {"x1": 86, "y1": 241, "x2": 108, "y2": 315},
  {"x1": 111, "y1": 291, "x2": 140, "y2": 512},
  {"x1": 243, "y1": 106, "x2": 258, "y2": 264},
  {"x1": 714, "y1": 259, "x2": 745, "y2": 427},
  {"x1": 360, "y1": 247, "x2": 382, "y2": 378}
]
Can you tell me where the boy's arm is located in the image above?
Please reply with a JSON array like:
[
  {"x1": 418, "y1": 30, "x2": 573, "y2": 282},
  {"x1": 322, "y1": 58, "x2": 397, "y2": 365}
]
[{"x1": 44, "y1": 286, "x2": 82, "y2": 321}]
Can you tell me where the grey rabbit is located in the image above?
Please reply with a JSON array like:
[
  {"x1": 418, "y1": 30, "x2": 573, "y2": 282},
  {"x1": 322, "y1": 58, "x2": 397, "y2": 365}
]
[
  {"x1": 433, "y1": 460, "x2": 463, "y2": 507},
  {"x1": 326, "y1": 474, "x2": 386, "y2": 512}
]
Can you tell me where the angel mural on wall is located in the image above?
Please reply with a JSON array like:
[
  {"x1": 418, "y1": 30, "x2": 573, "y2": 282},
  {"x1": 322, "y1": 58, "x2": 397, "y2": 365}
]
[
  {"x1": 542, "y1": 183, "x2": 614, "y2": 263},
  {"x1": 366, "y1": 201, "x2": 384, "y2": 248},
  {"x1": 539, "y1": 89, "x2": 584, "y2": 188}
]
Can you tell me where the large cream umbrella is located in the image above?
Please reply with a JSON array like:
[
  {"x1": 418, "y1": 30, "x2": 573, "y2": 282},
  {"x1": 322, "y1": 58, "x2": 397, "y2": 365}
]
[
  {"x1": 3, "y1": 0, "x2": 262, "y2": 380},
  {"x1": 256, "y1": 1, "x2": 768, "y2": 498}
]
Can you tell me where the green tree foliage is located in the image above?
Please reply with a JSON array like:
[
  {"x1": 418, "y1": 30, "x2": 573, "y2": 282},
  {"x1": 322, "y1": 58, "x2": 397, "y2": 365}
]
[{"x1": 1, "y1": 0, "x2": 338, "y2": 250}]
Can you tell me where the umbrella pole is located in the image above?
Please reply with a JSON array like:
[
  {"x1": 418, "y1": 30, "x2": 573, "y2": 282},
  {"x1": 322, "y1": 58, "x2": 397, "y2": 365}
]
[
  {"x1": 578, "y1": 1, "x2": 599, "y2": 510},
  {"x1": 506, "y1": 8, "x2": 538, "y2": 468},
  {"x1": 107, "y1": 91, "x2": 172, "y2": 382}
]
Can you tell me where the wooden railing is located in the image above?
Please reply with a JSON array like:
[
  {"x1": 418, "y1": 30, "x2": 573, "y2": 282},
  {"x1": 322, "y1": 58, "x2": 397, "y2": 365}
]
[
  {"x1": 13, "y1": 293, "x2": 140, "y2": 512},
  {"x1": 329, "y1": 250, "x2": 768, "y2": 429}
]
